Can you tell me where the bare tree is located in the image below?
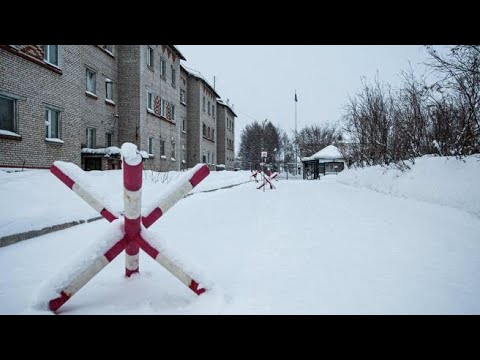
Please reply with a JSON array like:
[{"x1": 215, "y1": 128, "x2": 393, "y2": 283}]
[
  {"x1": 294, "y1": 123, "x2": 338, "y2": 158},
  {"x1": 426, "y1": 45, "x2": 480, "y2": 155}
]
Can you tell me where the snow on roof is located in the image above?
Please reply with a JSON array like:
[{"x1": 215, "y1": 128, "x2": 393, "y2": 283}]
[
  {"x1": 169, "y1": 45, "x2": 186, "y2": 61},
  {"x1": 81, "y1": 146, "x2": 121, "y2": 156},
  {"x1": 216, "y1": 99, "x2": 237, "y2": 117},
  {"x1": 180, "y1": 64, "x2": 220, "y2": 98},
  {"x1": 302, "y1": 145, "x2": 343, "y2": 161}
]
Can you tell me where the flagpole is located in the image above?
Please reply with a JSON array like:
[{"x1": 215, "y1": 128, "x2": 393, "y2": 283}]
[{"x1": 295, "y1": 90, "x2": 298, "y2": 175}]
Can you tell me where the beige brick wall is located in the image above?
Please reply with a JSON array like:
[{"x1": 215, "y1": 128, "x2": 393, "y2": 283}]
[{"x1": 0, "y1": 45, "x2": 82, "y2": 168}]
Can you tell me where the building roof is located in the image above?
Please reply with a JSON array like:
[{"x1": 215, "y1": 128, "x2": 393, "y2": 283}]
[
  {"x1": 302, "y1": 145, "x2": 343, "y2": 161},
  {"x1": 169, "y1": 45, "x2": 186, "y2": 61},
  {"x1": 216, "y1": 98, "x2": 237, "y2": 117},
  {"x1": 180, "y1": 64, "x2": 220, "y2": 98}
]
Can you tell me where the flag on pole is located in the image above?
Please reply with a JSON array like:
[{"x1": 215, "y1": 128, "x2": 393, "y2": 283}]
[{"x1": 295, "y1": 92, "x2": 298, "y2": 102}]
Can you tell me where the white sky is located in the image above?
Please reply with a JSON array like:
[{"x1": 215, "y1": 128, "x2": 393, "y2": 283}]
[{"x1": 177, "y1": 45, "x2": 437, "y2": 149}]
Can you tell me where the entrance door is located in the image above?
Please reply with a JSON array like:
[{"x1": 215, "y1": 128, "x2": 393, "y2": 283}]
[{"x1": 84, "y1": 157, "x2": 102, "y2": 171}]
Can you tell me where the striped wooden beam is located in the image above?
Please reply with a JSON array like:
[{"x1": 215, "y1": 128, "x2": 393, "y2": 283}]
[
  {"x1": 48, "y1": 236, "x2": 126, "y2": 312},
  {"x1": 136, "y1": 236, "x2": 206, "y2": 295},
  {"x1": 142, "y1": 164, "x2": 210, "y2": 228},
  {"x1": 51, "y1": 164, "x2": 118, "y2": 222},
  {"x1": 122, "y1": 145, "x2": 143, "y2": 277}
]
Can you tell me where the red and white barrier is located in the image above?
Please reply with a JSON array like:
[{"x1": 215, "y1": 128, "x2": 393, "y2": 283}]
[
  {"x1": 44, "y1": 143, "x2": 210, "y2": 312},
  {"x1": 142, "y1": 163, "x2": 209, "y2": 228},
  {"x1": 51, "y1": 163, "x2": 118, "y2": 222},
  {"x1": 49, "y1": 233, "x2": 127, "y2": 311},
  {"x1": 257, "y1": 172, "x2": 276, "y2": 190},
  {"x1": 122, "y1": 143, "x2": 143, "y2": 276},
  {"x1": 251, "y1": 170, "x2": 261, "y2": 182}
]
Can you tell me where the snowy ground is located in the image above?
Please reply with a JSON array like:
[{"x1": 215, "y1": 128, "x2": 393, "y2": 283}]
[
  {"x1": 0, "y1": 156, "x2": 479, "y2": 314},
  {"x1": 0, "y1": 168, "x2": 251, "y2": 238}
]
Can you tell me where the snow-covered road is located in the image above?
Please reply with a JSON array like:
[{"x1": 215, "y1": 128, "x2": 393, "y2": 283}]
[{"x1": 1, "y1": 176, "x2": 479, "y2": 314}]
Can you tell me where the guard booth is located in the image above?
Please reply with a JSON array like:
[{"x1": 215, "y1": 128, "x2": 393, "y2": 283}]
[{"x1": 301, "y1": 145, "x2": 345, "y2": 180}]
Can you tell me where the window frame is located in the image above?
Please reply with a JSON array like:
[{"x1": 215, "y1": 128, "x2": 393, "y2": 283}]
[
  {"x1": 160, "y1": 138, "x2": 165, "y2": 157},
  {"x1": 0, "y1": 94, "x2": 17, "y2": 134},
  {"x1": 171, "y1": 66, "x2": 176, "y2": 87},
  {"x1": 45, "y1": 107, "x2": 61, "y2": 140},
  {"x1": 180, "y1": 89, "x2": 186, "y2": 105},
  {"x1": 160, "y1": 57, "x2": 167, "y2": 78},
  {"x1": 171, "y1": 141, "x2": 176, "y2": 159},
  {"x1": 86, "y1": 68, "x2": 97, "y2": 95},
  {"x1": 148, "y1": 137, "x2": 154, "y2": 154},
  {"x1": 161, "y1": 99, "x2": 167, "y2": 117},
  {"x1": 147, "y1": 92, "x2": 153, "y2": 111},
  {"x1": 86, "y1": 127, "x2": 96, "y2": 148},
  {"x1": 105, "y1": 78, "x2": 113, "y2": 101},
  {"x1": 147, "y1": 46, "x2": 154, "y2": 68},
  {"x1": 44, "y1": 45, "x2": 59, "y2": 67},
  {"x1": 106, "y1": 132, "x2": 112, "y2": 147}
]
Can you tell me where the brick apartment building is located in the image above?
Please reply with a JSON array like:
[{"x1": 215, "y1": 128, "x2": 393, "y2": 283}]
[
  {"x1": 216, "y1": 99, "x2": 237, "y2": 170},
  {"x1": 0, "y1": 45, "x2": 235, "y2": 172},
  {"x1": 182, "y1": 65, "x2": 220, "y2": 170}
]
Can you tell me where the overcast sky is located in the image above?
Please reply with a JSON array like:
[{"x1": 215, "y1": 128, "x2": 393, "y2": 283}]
[{"x1": 177, "y1": 45, "x2": 435, "y2": 149}]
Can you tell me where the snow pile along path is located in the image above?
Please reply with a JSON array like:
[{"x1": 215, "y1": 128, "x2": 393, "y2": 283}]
[{"x1": 337, "y1": 155, "x2": 480, "y2": 217}]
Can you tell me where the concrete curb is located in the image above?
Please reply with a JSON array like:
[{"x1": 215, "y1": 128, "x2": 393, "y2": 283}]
[
  {"x1": 0, "y1": 216, "x2": 102, "y2": 248},
  {"x1": 0, "y1": 180, "x2": 253, "y2": 248}
]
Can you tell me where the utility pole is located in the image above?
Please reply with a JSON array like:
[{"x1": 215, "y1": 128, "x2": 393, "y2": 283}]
[{"x1": 295, "y1": 90, "x2": 298, "y2": 175}]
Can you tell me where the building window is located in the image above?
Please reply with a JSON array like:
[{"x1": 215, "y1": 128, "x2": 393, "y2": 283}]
[
  {"x1": 44, "y1": 45, "x2": 59, "y2": 67},
  {"x1": 207, "y1": 101, "x2": 211, "y2": 115},
  {"x1": 182, "y1": 119, "x2": 186, "y2": 132},
  {"x1": 147, "y1": 92, "x2": 153, "y2": 111},
  {"x1": 161, "y1": 99, "x2": 167, "y2": 117},
  {"x1": 171, "y1": 104, "x2": 175, "y2": 121},
  {"x1": 103, "y1": 45, "x2": 113, "y2": 54},
  {"x1": 202, "y1": 123, "x2": 206, "y2": 137},
  {"x1": 171, "y1": 141, "x2": 176, "y2": 159},
  {"x1": 106, "y1": 132, "x2": 112, "y2": 147},
  {"x1": 171, "y1": 66, "x2": 176, "y2": 87},
  {"x1": 212, "y1": 105, "x2": 215, "y2": 119},
  {"x1": 212, "y1": 153, "x2": 215, "y2": 164},
  {"x1": 212, "y1": 129, "x2": 215, "y2": 141},
  {"x1": 160, "y1": 57, "x2": 166, "y2": 78},
  {"x1": 207, "y1": 152, "x2": 210, "y2": 164},
  {"x1": 202, "y1": 96, "x2": 206, "y2": 112},
  {"x1": 86, "y1": 127, "x2": 96, "y2": 148},
  {"x1": 207, "y1": 127, "x2": 210, "y2": 139},
  {"x1": 147, "y1": 46, "x2": 154, "y2": 68},
  {"x1": 182, "y1": 147, "x2": 186, "y2": 162},
  {"x1": 202, "y1": 153, "x2": 206, "y2": 163},
  {"x1": 86, "y1": 68, "x2": 96, "y2": 94},
  {"x1": 148, "y1": 137, "x2": 153, "y2": 154},
  {"x1": 105, "y1": 79, "x2": 113, "y2": 101},
  {"x1": 45, "y1": 107, "x2": 61, "y2": 139},
  {"x1": 180, "y1": 89, "x2": 186, "y2": 104},
  {"x1": 160, "y1": 139, "x2": 165, "y2": 156},
  {"x1": 0, "y1": 95, "x2": 16, "y2": 133}
]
